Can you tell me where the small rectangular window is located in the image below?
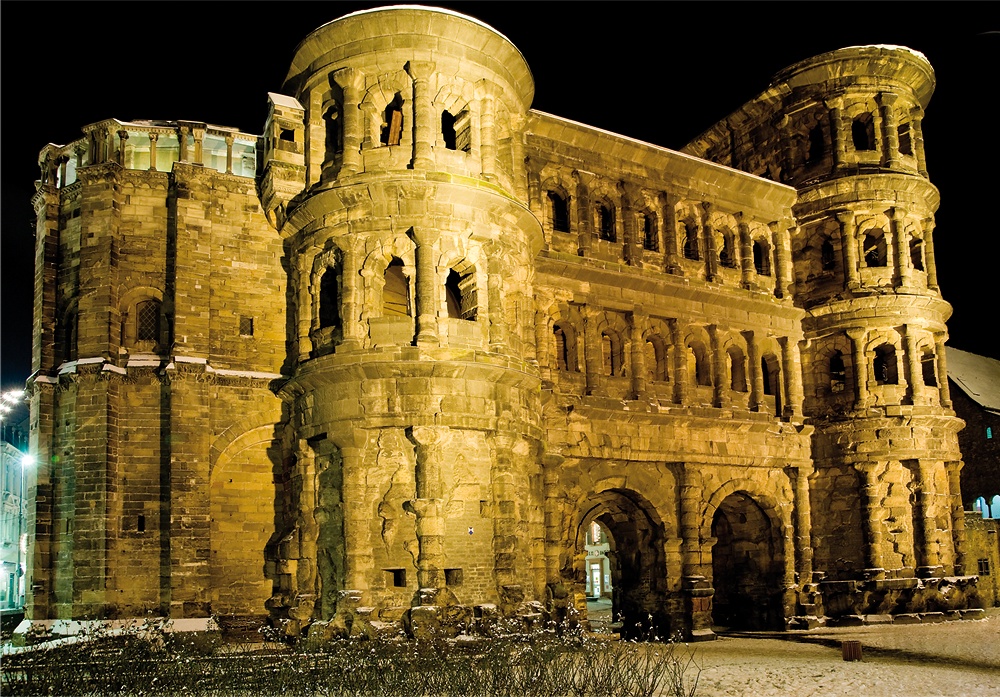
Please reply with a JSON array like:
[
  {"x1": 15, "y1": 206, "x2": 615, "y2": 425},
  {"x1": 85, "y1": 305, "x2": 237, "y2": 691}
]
[
  {"x1": 386, "y1": 568, "x2": 406, "y2": 588},
  {"x1": 240, "y1": 316, "x2": 254, "y2": 337},
  {"x1": 978, "y1": 559, "x2": 991, "y2": 577},
  {"x1": 445, "y1": 568, "x2": 463, "y2": 586},
  {"x1": 987, "y1": 426, "x2": 993, "y2": 440},
  {"x1": 137, "y1": 514, "x2": 146, "y2": 533}
]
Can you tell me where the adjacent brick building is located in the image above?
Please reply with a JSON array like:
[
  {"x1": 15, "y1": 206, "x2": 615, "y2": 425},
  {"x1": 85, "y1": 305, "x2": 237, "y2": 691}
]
[{"x1": 20, "y1": 6, "x2": 983, "y2": 641}]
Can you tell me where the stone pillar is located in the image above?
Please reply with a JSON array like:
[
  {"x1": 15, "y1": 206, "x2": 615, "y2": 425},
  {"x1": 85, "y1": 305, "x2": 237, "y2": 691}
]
[
  {"x1": 509, "y1": 114, "x2": 527, "y2": 201},
  {"x1": 535, "y1": 304, "x2": 553, "y2": 386},
  {"x1": 826, "y1": 96, "x2": 845, "y2": 173},
  {"x1": 911, "y1": 107, "x2": 928, "y2": 177},
  {"x1": 178, "y1": 126, "x2": 190, "y2": 163},
  {"x1": 738, "y1": 214, "x2": 754, "y2": 290},
  {"x1": 333, "y1": 67, "x2": 364, "y2": 176},
  {"x1": 192, "y1": 126, "x2": 204, "y2": 165},
  {"x1": 661, "y1": 192, "x2": 681, "y2": 274},
  {"x1": 904, "y1": 325, "x2": 924, "y2": 404},
  {"x1": 630, "y1": 311, "x2": 648, "y2": 399},
  {"x1": 744, "y1": 330, "x2": 764, "y2": 412},
  {"x1": 341, "y1": 444, "x2": 372, "y2": 592},
  {"x1": 341, "y1": 243, "x2": 363, "y2": 350},
  {"x1": 854, "y1": 462, "x2": 886, "y2": 578},
  {"x1": 708, "y1": 324, "x2": 728, "y2": 407},
  {"x1": 406, "y1": 61, "x2": 436, "y2": 170},
  {"x1": 288, "y1": 440, "x2": 319, "y2": 627},
  {"x1": 789, "y1": 465, "x2": 814, "y2": 582},
  {"x1": 542, "y1": 455, "x2": 565, "y2": 585},
  {"x1": 934, "y1": 334, "x2": 952, "y2": 408},
  {"x1": 779, "y1": 336, "x2": 804, "y2": 420},
  {"x1": 772, "y1": 221, "x2": 793, "y2": 299},
  {"x1": 891, "y1": 207, "x2": 911, "y2": 287},
  {"x1": 911, "y1": 461, "x2": 943, "y2": 577},
  {"x1": 486, "y1": 255, "x2": 507, "y2": 350},
  {"x1": 148, "y1": 133, "x2": 158, "y2": 171},
  {"x1": 478, "y1": 85, "x2": 497, "y2": 181},
  {"x1": 225, "y1": 135, "x2": 234, "y2": 174},
  {"x1": 702, "y1": 203, "x2": 719, "y2": 281},
  {"x1": 583, "y1": 306, "x2": 602, "y2": 395},
  {"x1": 878, "y1": 92, "x2": 900, "y2": 169},
  {"x1": 837, "y1": 211, "x2": 860, "y2": 289},
  {"x1": 412, "y1": 228, "x2": 439, "y2": 345},
  {"x1": 923, "y1": 218, "x2": 939, "y2": 291},
  {"x1": 116, "y1": 130, "x2": 129, "y2": 166},
  {"x1": 621, "y1": 184, "x2": 639, "y2": 265},
  {"x1": 945, "y1": 461, "x2": 967, "y2": 575},
  {"x1": 847, "y1": 327, "x2": 869, "y2": 410},
  {"x1": 670, "y1": 319, "x2": 687, "y2": 405},
  {"x1": 679, "y1": 464, "x2": 714, "y2": 639},
  {"x1": 491, "y1": 433, "x2": 519, "y2": 589},
  {"x1": 776, "y1": 115, "x2": 795, "y2": 180},
  {"x1": 410, "y1": 426, "x2": 447, "y2": 589},
  {"x1": 573, "y1": 170, "x2": 593, "y2": 257}
]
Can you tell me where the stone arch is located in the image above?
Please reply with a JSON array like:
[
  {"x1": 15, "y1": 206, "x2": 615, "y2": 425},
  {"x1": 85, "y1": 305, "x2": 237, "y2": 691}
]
[
  {"x1": 574, "y1": 486, "x2": 672, "y2": 638},
  {"x1": 361, "y1": 237, "x2": 416, "y2": 320},
  {"x1": 703, "y1": 480, "x2": 789, "y2": 631},
  {"x1": 359, "y1": 72, "x2": 411, "y2": 148},
  {"x1": 433, "y1": 81, "x2": 475, "y2": 152},
  {"x1": 439, "y1": 252, "x2": 481, "y2": 321},
  {"x1": 722, "y1": 332, "x2": 749, "y2": 393},
  {"x1": 593, "y1": 193, "x2": 618, "y2": 243},
  {"x1": 643, "y1": 319, "x2": 673, "y2": 383},
  {"x1": 683, "y1": 325, "x2": 713, "y2": 387},
  {"x1": 119, "y1": 286, "x2": 165, "y2": 353},
  {"x1": 638, "y1": 207, "x2": 659, "y2": 251},
  {"x1": 866, "y1": 330, "x2": 903, "y2": 387},
  {"x1": 543, "y1": 180, "x2": 572, "y2": 234},
  {"x1": 757, "y1": 336, "x2": 784, "y2": 414},
  {"x1": 596, "y1": 312, "x2": 629, "y2": 378},
  {"x1": 549, "y1": 302, "x2": 584, "y2": 373}
]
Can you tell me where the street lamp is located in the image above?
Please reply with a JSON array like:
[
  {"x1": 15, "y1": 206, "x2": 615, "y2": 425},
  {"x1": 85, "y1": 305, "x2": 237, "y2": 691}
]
[{"x1": 17, "y1": 453, "x2": 35, "y2": 609}]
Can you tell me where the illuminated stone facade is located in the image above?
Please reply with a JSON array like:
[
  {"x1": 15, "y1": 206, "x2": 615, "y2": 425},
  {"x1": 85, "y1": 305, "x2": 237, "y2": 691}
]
[{"x1": 21, "y1": 7, "x2": 982, "y2": 641}]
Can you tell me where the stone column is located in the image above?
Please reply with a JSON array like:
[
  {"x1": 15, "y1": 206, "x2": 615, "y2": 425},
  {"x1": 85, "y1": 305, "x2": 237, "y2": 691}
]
[
  {"x1": 573, "y1": 170, "x2": 593, "y2": 257},
  {"x1": 341, "y1": 443, "x2": 373, "y2": 592},
  {"x1": 911, "y1": 107, "x2": 928, "y2": 177},
  {"x1": 406, "y1": 61, "x2": 436, "y2": 170},
  {"x1": 661, "y1": 192, "x2": 681, "y2": 274},
  {"x1": 192, "y1": 126, "x2": 204, "y2": 165},
  {"x1": 854, "y1": 462, "x2": 886, "y2": 578},
  {"x1": 297, "y1": 258, "x2": 313, "y2": 361},
  {"x1": 945, "y1": 461, "x2": 967, "y2": 575},
  {"x1": 478, "y1": 85, "x2": 497, "y2": 180},
  {"x1": 147, "y1": 133, "x2": 158, "y2": 172},
  {"x1": 789, "y1": 465, "x2": 814, "y2": 582},
  {"x1": 178, "y1": 126, "x2": 190, "y2": 163},
  {"x1": 583, "y1": 306, "x2": 602, "y2": 395},
  {"x1": 891, "y1": 207, "x2": 911, "y2": 287},
  {"x1": 535, "y1": 305, "x2": 553, "y2": 386},
  {"x1": 491, "y1": 433, "x2": 519, "y2": 589},
  {"x1": 670, "y1": 319, "x2": 688, "y2": 405},
  {"x1": 116, "y1": 130, "x2": 129, "y2": 166},
  {"x1": 412, "y1": 228, "x2": 439, "y2": 345},
  {"x1": 225, "y1": 135, "x2": 234, "y2": 174},
  {"x1": 341, "y1": 243, "x2": 363, "y2": 350},
  {"x1": 486, "y1": 255, "x2": 507, "y2": 350},
  {"x1": 911, "y1": 460, "x2": 943, "y2": 577},
  {"x1": 410, "y1": 426, "x2": 447, "y2": 589},
  {"x1": 542, "y1": 455, "x2": 565, "y2": 586},
  {"x1": 509, "y1": 114, "x2": 527, "y2": 201},
  {"x1": 826, "y1": 96, "x2": 845, "y2": 173},
  {"x1": 744, "y1": 330, "x2": 765, "y2": 412},
  {"x1": 679, "y1": 463, "x2": 714, "y2": 638},
  {"x1": 923, "y1": 218, "x2": 939, "y2": 291},
  {"x1": 709, "y1": 324, "x2": 728, "y2": 407},
  {"x1": 904, "y1": 325, "x2": 924, "y2": 404},
  {"x1": 702, "y1": 203, "x2": 718, "y2": 281},
  {"x1": 738, "y1": 214, "x2": 754, "y2": 289},
  {"x1": 776, "y1": 115, "x2": 795, "y2": 179},
  {"x1": 772, "y1": 221, "x2": 793, "y2": 299},
  {"x1": 621, "y1": 184, "x2": 639, "y2": 265},
  {"x1": 780, "y1": 336, "x2": 804, "y2": 419},
  {"x1": 847, "y1": 327, "x2": 869, "y2": 410},
  {"x1": 288, "y1": 440, "x2": 319, "y2": 627},
  {"x1": 333, "y1": 67, "x2": 365, "y2": 176},
  {"x1": 878, "y1": 92, "x2": 900, "y2": 169},
  {"x1": 934, "y1": 334, "x2": 952, "y2": 408},
  {"x1": 630, "y1": 311, "x2": 648, "y2": 399},
  {"x1": 837, "y1": 211, "x2": 860, "y2": 289}
]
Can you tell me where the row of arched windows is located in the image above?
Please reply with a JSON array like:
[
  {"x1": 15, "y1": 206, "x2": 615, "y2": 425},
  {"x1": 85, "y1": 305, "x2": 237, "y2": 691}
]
[
  {"x1": 547, "y1": 192, "x2": 662, "y2": 253},
  {"x1": 821, "y1": 344, "x2": 937, "y2": 395}
]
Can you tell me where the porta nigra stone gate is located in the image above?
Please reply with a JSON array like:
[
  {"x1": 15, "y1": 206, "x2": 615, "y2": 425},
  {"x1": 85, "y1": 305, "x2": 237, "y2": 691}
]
[{"x1": 20, "y1": 7, "x2": 982, "y2": 641}]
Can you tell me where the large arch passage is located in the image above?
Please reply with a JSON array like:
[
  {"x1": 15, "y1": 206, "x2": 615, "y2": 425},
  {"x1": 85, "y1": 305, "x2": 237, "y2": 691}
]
[
  {"x1": 710, "y1": 492, "x2": 783, "y2": 631},
  {"x1": 576, "y1": 489, "x2": 669, "y2": 639}
]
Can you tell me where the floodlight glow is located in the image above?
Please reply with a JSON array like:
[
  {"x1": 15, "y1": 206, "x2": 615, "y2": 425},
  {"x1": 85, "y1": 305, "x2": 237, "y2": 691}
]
[{"x1": 21, "y1": 454, "x2": 37, "y2": 468}]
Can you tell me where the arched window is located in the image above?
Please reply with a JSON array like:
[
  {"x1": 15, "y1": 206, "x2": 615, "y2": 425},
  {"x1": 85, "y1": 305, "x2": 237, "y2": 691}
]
[
  {"x1": 319, "y1": 267, "x2": 341, "y2": 329},
  {"x1": 445, "y1": 268, "x2": 476, "y2": 321},
  {"x1": 441, "y1": 110, "x2": 458, "y2": 150},
  {"x1": 683, "y1": 223, "x2": 699, "y2": 260},
  {"x1": 324, "y1": 104, "x2": 343, "y2": 161},
  {"x1": 753, "y1": 240, "x2": 771, "y2": 276},
  {"x1": 689, "y1": 343, "x2": 712, "y2": 387},
  {"x1": 910, "y1": 237, "x2": 924, "y2": 271},
  {"x1": 821, "y1": 238, "x2": 836, "y2": 271},
  {"x1": 597, "y1": 204, "x2": 615, "y2": 242},
  {"x1": 602, "y1": 331, "x2": 623, "y2": 376},
  {"x1": 136, "y1": 299, "x2": 161, "y2": 343},
  {"x1": 641, "y1": 213, "x2": 658, "y2": 251},
  {"x1": 807, "y1": 124, "x2": 825, "y2": 164},
  {"x1": 852, "y1": 113, "x2": 876, "y2": 151},
  {"x1": 381, "y1": 95, "x2": 403, "y2": 146},
  {"x1": 548, "y1": 192, "x2": 570, "y2": 232},
  {"x1": 383, "y1": 258, "x2": 410, "y2": 317},
  {"x1": 873, "y1": 343, "x2": 898, "y2": 385},
  {"x1": 728, "y1": 346, "x2": 747, "y2": 392},
  {"x1": 975, "y1": 496, "x2": 989, "y2": 518},
  {"x1": 897, "y1": 122, "x2": 912, "y2": 156},
  {"x1": 761, "y1": 353, "x2": 782, "y2": 413},
  {"x1": 646, "y1": 337, "x2": 668, "y2": 382},
  {"x1": 63, "y1": 308, "x2": 78, "y2": 363},
  {"x1": 863, "y1": 232, "x2": 887, "y2": 267},
  {"x1": 720, "y1": 231, "x2": 737, "y2": 268},
  {"x1": 553, "y1": 323, "x2": 577, "y2": 372},
  {"x1": 829, "y1": 350, "x2": 846, "y2": 393},
  {"x1": 921, "y1": 348, "x2": 937, "y2": 386}
]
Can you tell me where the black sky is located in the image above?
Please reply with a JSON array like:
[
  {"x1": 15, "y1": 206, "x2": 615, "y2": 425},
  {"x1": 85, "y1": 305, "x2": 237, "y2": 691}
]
[{"x1": 2, "y1": 1, "x2": 998, "y2": 394}]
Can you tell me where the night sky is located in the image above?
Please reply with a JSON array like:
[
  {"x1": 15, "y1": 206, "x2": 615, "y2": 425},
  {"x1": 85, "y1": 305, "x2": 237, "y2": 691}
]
[{"x1": 2, "y1": 2, "x2": 997, "y2": 395}]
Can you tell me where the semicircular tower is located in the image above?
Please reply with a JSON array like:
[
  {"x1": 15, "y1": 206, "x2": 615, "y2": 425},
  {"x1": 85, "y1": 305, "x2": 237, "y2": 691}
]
[{"x1": 259, "y1": 6, "x2": 545, "y2": 634}]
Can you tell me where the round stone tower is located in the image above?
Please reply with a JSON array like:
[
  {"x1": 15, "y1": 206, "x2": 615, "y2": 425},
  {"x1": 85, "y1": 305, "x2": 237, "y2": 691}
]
[
  {"x1": 772, "y1": 47, "x2": 968, "y2": 614},
  {"x1": 258, "y1": 6, "x2": 545, "y2": 636}
]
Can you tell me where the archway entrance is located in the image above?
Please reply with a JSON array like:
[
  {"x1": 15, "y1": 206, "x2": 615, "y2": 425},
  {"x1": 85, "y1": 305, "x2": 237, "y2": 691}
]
[
  {"x1": 577, "y1": 489, "x2": 669, "y2": 639},
  {"x1": 711, "y1": 492, "x2": 782, "y2": 631}
]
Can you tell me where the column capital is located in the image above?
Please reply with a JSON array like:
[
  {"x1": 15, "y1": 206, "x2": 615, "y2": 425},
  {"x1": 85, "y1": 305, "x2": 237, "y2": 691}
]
[
  {"x1": 824, "y1": 95, "x2": 844, "y2": 110},
  {"x1": 572, "y1": 168, "x2": 596, "y2": 187},
  {"x1": 835, "y1": 209, "x2": 856, "y2": 226},
  {"x1": 890, "y1": 206, "x2": 907, "y2": 222},
  {"x1": 845, "y1": 327, "x2": 867, "y2": 342},
  {"x1": 405, "y1": 60, "x2": 436, "y2": 80},
  {"x1": 332, "y1": 66, "x2": 366, "y2": 93},
  {"x1": 877, "y1": 91, "x2": 900, "y2": 107}
]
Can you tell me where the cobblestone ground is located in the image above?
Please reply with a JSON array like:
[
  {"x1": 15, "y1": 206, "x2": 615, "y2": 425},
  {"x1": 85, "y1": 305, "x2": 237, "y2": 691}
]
[{"x1": 677, "y1": 609, "x2": 1000, "y2": 697}]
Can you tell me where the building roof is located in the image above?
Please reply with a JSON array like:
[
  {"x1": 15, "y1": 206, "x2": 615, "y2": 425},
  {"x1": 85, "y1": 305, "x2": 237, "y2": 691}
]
[{"x1": 947, "y1": 347, "x2": 1000, "y2": 415}]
